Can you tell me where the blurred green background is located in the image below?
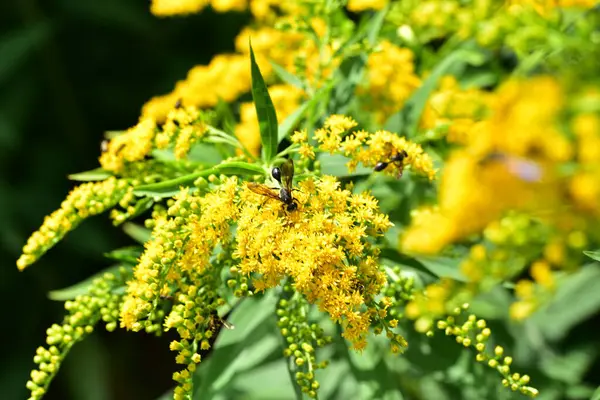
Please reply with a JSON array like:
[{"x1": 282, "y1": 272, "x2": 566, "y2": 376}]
[{"x1": 0, "y1": 1, "x2": 247, "y2": 398}]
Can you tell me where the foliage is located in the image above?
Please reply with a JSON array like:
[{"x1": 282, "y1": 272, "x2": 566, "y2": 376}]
[{"x1": 16, "y1": 1, "x2": 600, "y2": 399}]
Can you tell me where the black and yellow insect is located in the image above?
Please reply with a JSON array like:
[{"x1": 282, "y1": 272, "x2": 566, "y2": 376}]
[
  {"x1": 247, "y1": 159, "x2": 300, "y2": 212},
  {"x1": 373, "y1": 150, "x2": 408, "y2": 178}
]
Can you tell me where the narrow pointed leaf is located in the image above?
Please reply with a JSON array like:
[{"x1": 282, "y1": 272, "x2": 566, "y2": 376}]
[
  {"x1": 249, "y1": 42, "x2": 278, "y2": 162},
  {"x1": 122, "y1": 222, "x2": 152, "y2": 244},
  {"x1": 48, "y1": 265, "x2": 130, "y2": 301},
  {"x1": 68, "y1": 168, "x2": 112, "y2": 181},
  {"x1": 133, "y1": 162, "x2": 265, "y2": 198},
  {"x1": 583, "y1": 249, "x2": 600, "y2": 262},
  {"x1": 367, "y1": 3, "x2": 390, "y2": 45},
  {"x1": 270, "y1": 60, "x2": 304, "y2": 90}
]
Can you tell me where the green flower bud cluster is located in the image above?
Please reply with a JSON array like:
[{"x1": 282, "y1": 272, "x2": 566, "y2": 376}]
[
  {"x1": 277, "y1": 286, "x2": 332, "y2": 399},
  {"x1": 435, "y1": 304, "x2": 539, "y2": 398},
  {"x1": 165, "y1": 279, "x2": 227, "y2": 400},
  {"x1": 226, "y1": 265, "x2": 253, "y2": 298},
  {"x1": 483, "y1": 212, "x2": 548, "y2": 248},
  {"x1": 370, "y1": 266, "x2": 415, "y2": 353},
  {"x1": 383, "y1": 266, "x2": 416, "y2": 319},
  {"x1": 26, "y1": 268, "x2": 130, "y2": 400},
  {"x1": 17, "y1": 178, "x2": 132, "y2": 270}
]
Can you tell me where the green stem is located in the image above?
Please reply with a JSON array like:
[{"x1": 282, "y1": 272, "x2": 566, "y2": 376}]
[{"x1": 207, "y1": 126, "x2": 258, "y2": 162}]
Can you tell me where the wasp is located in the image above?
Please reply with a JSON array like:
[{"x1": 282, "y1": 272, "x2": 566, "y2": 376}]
[
  {"x1": 247, "y1": 159, "x2": 300, "y2": 212},
  {"x1": 373, "y1": 150, "x2": 408, "y2": 178}
]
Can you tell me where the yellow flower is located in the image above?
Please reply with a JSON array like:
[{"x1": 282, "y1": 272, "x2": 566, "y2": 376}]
[
  {"x1": 291, "y1": 129, "x2": 308, "y2": 144},
  {"x1": 477, "y1": 77, "x2": 572, "y2": 162},
  {"x1": 299, "y1": 143, "x2": 315, "y2": 160},
  {"x1": 530, "y1": 260, "x2": 554, "y2": 289},
  {"x1": 347, "y1": 0, "x2": 389, "y2": 12},
  {"x1": 235, "y1": 175, "x2": 391, "y2": 346},
  {"x1": 150, "y1": 0, "x2": 210, "y2": 16},
  {"x1": 569, "y1": 172, "x2": 600, "y2": 214},
  {"x1": 142, "y1": 54, "x2": 250, "y2": 121},
  {"x1": 17, "y1": 178, "x2": 132, "y2": 270},
  {"x1": 313, "y1": 116, "x2": 436, "y2": 180},
  {"x1": 509, "y1": 300, "x2": 536, "y2": 321},
  {"x1": 358, "y1": 40, "x2": 421, "y2": 122},
  {"x1": 210, "y1": 0, "x2": 247, "y2": 12},
  {"x1": 324, "y1": 114, "x2": 359, "y2": 134},
  {"x1": 100, "y1": 119, "x2": 156, "y2": 173},
  {"x1": 420, "y1": 75, "x2": 489, "y2": 144}
]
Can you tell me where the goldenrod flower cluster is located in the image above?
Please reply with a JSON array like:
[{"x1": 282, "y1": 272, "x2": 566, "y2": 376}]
[
  {"x1": 100, "y1": 106, "x2": 209, "y2": 173},
  {"x1": 390, "y1": 0, "x2": 597, "y2": 49},
  {"x1": 420, "y1": 76, "x2": 489, "y2": 144},
  {"x1": 347, "y1": 0, "x2": 390, "y2": 12},
  {"x1": 237, "y1": 175, "x2": 393, "y2": 349},
  {"x1": 151, "y1": 0, "x2": 301, "y2": 19},
  {"x1": 20, "y1": 0, "x2": 600, "y2": 397},
  {"x1": 141, "y1": 17, "x2": 326, "y2": 125},
  {"x1": 301, "y1": 115, "x2": 436, "y2": 180},
  {"x1": 357, "y1": 40, "x2": 421, "y2": 123},
  {"x1": 17, "y1": 178, "x2": 132, "y2": 270},
  {"x1": 401, "y1": 76, "x2": 598, "y2": 255}
]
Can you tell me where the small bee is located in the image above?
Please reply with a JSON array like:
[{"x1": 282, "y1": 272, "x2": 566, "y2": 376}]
[
  {"x1": 174, "y1": 98, "x2": 183, "y2": 109},
  {"x1": 208, "y1": 311, "x2": 235, "y2": 332},
  {"x1": 247, "y1": 159, "x2": 300, "y2": 212},
  {"x1": 373, "y1": 150, "x2": 408, "y2": 178},
  {"x1": 100, "y1": 139, "x2": 109, "y2": 153}
]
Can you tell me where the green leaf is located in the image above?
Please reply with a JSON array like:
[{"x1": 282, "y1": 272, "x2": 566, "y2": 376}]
[
  {"x1": 315, "y1": 360, "x2": 350, "y2": 400},
  {"x1": 277, "y1": 85, "x2": 330, "y2": 143},
  {"x1": 327, "y1": 55, "x2": 366, "y2": 115},
  {"x1": 104, "y1": 246, "x2": 142, "y2": 264},
  {"x1": 48, "y1": 265, "x2": 129, "y2": 301},
  {"x1": 187, "y1": 143, "x2": 224, "y2": 165},
  {"x1": 565, "y1": 384, "x2": 596, "y2": 399},
  {"x1": 122, "y1": 222, "x2": 151, "y2": 244},
  {"x1": 591, "y1": 385, "x2": 600, "y2": 400},
  {"x1": 583, "y1": 249, "x2": 600, "y2": 262},
  {"x1": 531, "y1": 264, "x2": 600, "y2": 341},
  {"x1": 334, "y1": 5, "x2": 389, "y2": 58},
  {"x1": 270, "y1": 60, "x2": 304, "y2": 90},
  {"x1": 133, "y1": 162, "x2": 265, "y2": 198},
  {"x1": 193, "y1": 293, "x2": 278, "y2": 398},
  {"x1": 229, "y1": 360, "x2": 296, "y2": 400},
  {"x1": 319, "y1": 154, "x2": 372, "y2": 177},
  {"x1": 215, "y1": 99, "x2": 237, "y2": 136},
  {"x1": 384, "y1": 46, "x2": 485, "y2": 137},
  {"x1": 249, "y1": 41, "x2": 279, "y2": 162},
  {"x1": 277, "y1": 101, "x2": 310, "y2": 143},
  {"x1": 216, "y1": 161, "x2": 265, "y2": 176},
  {"x1": 68, "y1": 168, "x2": 112, "y2": 181},
  {"x1": 539, "y1": 345, "x2": 596, "y2": 385},
  {"x1": 366, "y1": 3, "x2": 389, "y2": 45},
  {"x1": 411, "y1": 255, "x2": 467, "y2": 282}
]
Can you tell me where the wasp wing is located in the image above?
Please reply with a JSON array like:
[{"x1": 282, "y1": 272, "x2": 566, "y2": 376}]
[
  {"x1": 280, "y1": 158, "x2": 295, "y2": 192},
  {"x1": 246, "y1": 183, "x2": 280, "y2": 200}
]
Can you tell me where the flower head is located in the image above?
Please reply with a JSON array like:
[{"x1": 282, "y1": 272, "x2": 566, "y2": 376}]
[{"x1": 235, "y1": 175, "x2": 392, "y2": 346}]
